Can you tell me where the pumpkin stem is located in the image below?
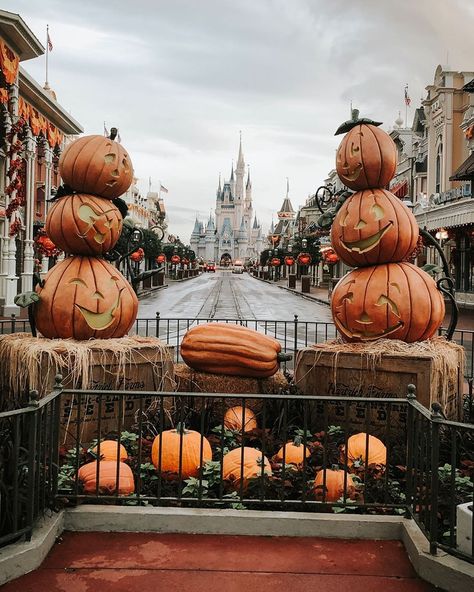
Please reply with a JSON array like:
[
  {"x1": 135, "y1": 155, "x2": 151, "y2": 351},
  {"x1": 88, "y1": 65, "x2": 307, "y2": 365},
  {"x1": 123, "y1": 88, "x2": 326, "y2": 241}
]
[
  {"x1": 330, "y1": 463, "x2": 340, "y2": 471},
  {"x1": 175, "y1": 422, "x2": 188, "y2": 435},
  {"x1": 293, "y1": 435, "x2": 303, "y2": 447},
  {"x1": 277, "y1": 352, "x2": 292, "y2": 362}
]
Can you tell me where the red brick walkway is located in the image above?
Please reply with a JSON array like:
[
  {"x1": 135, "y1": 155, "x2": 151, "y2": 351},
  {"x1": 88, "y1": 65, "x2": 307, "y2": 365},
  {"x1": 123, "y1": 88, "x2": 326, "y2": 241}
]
[{"x1": 2, "y1": 533, "x2": 436, "y2": 591}]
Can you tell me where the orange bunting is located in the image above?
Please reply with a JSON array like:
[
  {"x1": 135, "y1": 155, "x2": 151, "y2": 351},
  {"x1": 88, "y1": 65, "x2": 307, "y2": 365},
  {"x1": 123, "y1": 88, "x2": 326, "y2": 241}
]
[
  {"x1": 0, "y1": 39, "x2": 19, "y2": 84},
  {"x1": 0, "y1": 87, "x2": 8, "y2": 104}
]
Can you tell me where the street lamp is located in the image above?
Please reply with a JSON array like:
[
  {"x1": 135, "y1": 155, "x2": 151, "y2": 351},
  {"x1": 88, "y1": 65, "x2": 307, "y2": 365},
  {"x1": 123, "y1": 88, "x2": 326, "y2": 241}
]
[{"x1": 302, "y1": 238, "x2": 307, "y2": 250}]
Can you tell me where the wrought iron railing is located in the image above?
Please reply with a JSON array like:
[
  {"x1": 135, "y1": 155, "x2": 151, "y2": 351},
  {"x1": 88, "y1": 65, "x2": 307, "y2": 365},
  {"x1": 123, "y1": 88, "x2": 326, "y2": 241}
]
[{"x1": 1, "y1": 381, "x2": 472, "y2": 563}]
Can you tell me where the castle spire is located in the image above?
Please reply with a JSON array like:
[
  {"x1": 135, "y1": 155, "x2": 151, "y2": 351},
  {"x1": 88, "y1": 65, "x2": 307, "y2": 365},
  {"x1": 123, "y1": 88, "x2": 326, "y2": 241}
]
[
  {"x1": 237, "y1": 130, "x2": 244, "y2": 170},
  {"x1": 230, "y1": 162, "x2": 234, "y2": 181},
  {"x1": 246, "y1": 166, "x2": 251, "y2": 189}
]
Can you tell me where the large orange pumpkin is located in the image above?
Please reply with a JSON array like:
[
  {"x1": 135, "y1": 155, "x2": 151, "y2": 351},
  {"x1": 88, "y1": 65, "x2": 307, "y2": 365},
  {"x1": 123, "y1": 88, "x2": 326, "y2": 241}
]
[
  {"x1": 91, "y1": 440, "x2": 128, "y2": 462},
  {"x1": 181, "y1": 323, "x2": 284, "y2": 378},
  {"x1": 342, "y1": 433, "x2": 387, "y2": 467},
  {"x1": 59, "y1": 135, "x2": 134, "y2": 199},
  {"x1": 34, "y1": 256, "x2": 138, "y2": 340},
  {"x1": 314, "y1": 467, "x2": 356, "y2": 502},
  {"x1": 222, "y1": 447, "x2": 272, "y2": 491},
  {"x1": 275, "y1": 438, "x2": 310, "y2": 467},
  {"x1": 78, "y1": 460, "x2": 135, "y2": 495},
  {"x1": 46, "y1": 194, "x2": 123, "y2": 255},
  {"x1": 331, "y1": 262, "x2": 445, "y2": 343},
  {"x1": 330, "y1": 189, "x2": 419, "y2": 267},
  {"x1": 151, "y1": 426, "x2": 212, "y2": 479},
  {"x1": 223, "y1": 406, "x2": 257, "y2": 433},
  {"x1": 336, "y1": 123, "x2": 397, "y2": 191}
]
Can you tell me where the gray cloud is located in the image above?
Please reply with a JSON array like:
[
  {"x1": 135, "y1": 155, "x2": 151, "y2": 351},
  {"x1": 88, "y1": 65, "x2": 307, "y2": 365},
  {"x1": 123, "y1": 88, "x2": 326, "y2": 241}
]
[{"x1": 7, "y1": 0, "x2": 474, "y2": 240}]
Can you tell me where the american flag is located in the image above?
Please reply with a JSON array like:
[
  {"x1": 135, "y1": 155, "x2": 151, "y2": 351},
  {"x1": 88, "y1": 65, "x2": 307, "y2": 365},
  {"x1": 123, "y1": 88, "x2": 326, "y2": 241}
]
[
  {"x1": 404, "y1": 84, "x2": 411, "y2": 107},
  {"x1": 47, "y1": 30, "x2": 53, "y2": 52}
]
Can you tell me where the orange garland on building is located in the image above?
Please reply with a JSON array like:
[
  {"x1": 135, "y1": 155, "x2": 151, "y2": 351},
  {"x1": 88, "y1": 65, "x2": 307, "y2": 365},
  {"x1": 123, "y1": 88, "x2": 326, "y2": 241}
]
[{"x1": 0, "y1": 39, "x2": 19, "y2": 84}]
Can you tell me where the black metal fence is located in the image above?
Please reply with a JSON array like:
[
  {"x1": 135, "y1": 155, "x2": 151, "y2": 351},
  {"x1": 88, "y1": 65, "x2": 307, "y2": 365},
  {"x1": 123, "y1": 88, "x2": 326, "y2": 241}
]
[{"x1": 1, "y1": 382, "x2": 472, "y2": 563}]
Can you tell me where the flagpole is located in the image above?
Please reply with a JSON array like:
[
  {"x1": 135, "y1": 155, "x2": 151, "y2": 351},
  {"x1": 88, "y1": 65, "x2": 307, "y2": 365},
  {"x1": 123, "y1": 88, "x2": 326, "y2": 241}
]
[{"x1": 45, "y1": 24, "x2": 49, "y2": 87}]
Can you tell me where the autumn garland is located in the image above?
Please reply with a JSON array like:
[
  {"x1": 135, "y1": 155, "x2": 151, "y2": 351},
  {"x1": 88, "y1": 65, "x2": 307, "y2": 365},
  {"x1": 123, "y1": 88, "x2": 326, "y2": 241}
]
[{"x1": 5, "y1": 117, "x2": 27, "y2": 237}]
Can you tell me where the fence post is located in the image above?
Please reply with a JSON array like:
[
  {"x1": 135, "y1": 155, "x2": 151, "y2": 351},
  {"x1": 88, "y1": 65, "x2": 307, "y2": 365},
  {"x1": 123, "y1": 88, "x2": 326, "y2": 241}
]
[
  {"x1": 155, "y1": 311, "x2": 160, "y2": 339},
  {"x1": 11, "y1": 313, "x2": 16, "y2": 333},
  {"x1": 293, "y1": 314, "x2": 299, "y2": 363},
  {"x1": 405, "y1": 384, "x2": 416, "y2": 518},
  {"x1": 429, "y1": 403, "x2": 443, "y2": 555},
  {"x1": 50, "y1": 376, "x2": 63, "y2": 500},
  {"x1": 25, "y1": 389, "x2": 40, "y2": 540}
]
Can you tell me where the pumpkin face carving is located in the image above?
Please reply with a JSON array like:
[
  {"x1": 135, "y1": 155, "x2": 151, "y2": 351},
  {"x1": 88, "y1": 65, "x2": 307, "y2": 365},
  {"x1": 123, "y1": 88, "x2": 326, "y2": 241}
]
[
  {"x1": 336, "y1": 124, "x2": 397, "y2": 191},
  {"x1": 34, "y1": 256, "x2": 138, "y2": 339},
  {"x1": 331, "y1": 262, "x2": 445, "y2": 343},
  {"x1": 331, "y1": 189, "x2": 419, "y2": 267},
  {"x1": 46, "y1": 194, "x2": 123, "y2": 256},
  {"x1": 59, "y1": 135, "x2": 134, "y2": 199}
]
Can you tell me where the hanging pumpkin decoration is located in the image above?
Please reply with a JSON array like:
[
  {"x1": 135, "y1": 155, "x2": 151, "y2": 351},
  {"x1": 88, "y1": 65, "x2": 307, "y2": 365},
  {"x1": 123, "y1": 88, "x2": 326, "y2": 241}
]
[
  {"x1": 314, "y1": 466, "x2": 356, "y2": 502},
  {"x1": 90, "y1": 440, "x2": 128, "y2": 462},
  {"x1": 297, "y1": 253, "x2": 311, "y2": 266},
  {"x1": 270, "y1": 257, "x2": 281, "y2": 267},
  {"x1": 341, "y1": 433, "x2": 387, "y2": 467},
  {"x1": 59, "y1": 134, "x2": 134, "y2": 199},
  {"x1": 223, "y1": 406, "x2": 258, "y2": 433},
  {"x1": 78, "y1": 461, "x2": 135, "y2": 495},
  {"x1": 331, "y1": 262, "x2": 445, "y2": 343},
  {"x1": 275, "y1": 435, "x2": 310, "y2": 467},
  {"x1": 284, "y1": 256, "x2": 295, "y2": 266},
  {"x1": 46, "y1": 194, "x2": 123, "y2": 256},
  {"x1": 34, "y1": 256, "x2": 138, "y2": 340},
  {"x1": 222, "y1": 447, "x2": 272, "y2": 491},
  {"x1": 156, "y1": 253, "x2": 166, "y2": 264},
  {"x1": 335, "y1": 115, "x2": 397, "y2": 191},
  {"x1": 151, "y1": 425, "x2": 212, "y2": 479},
  {"x1": 171, "y1": 255, "x2": 181, "y2": 264},
  {"x1": 180, "y1": 323, "x2": 288, "y2": 378},
  {"x1": 330, "y1": 189, "x2": 419, "y2": 267},
  {"x1": 130, "y1": 248, "x2": 144, "y2": 262}
]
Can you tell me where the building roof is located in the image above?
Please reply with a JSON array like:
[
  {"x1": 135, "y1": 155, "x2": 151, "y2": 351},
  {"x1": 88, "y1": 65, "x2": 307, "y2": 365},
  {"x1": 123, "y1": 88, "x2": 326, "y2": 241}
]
[
  {"x1": 449, "y1": 152, "x2": 474, "y2": 181},
  {"x1": 0, "y1": 9, "x2": 43, "y2": 61},
  {"x1": 462, "y1": 79, "x2": 474, "y2": 93}
]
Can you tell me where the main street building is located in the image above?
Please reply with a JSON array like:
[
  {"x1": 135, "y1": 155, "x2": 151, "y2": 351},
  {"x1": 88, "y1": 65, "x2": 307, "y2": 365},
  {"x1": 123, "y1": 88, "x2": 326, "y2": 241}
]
[{"x1": 190, "y1": 139, "x2": 263, "y2": 264}]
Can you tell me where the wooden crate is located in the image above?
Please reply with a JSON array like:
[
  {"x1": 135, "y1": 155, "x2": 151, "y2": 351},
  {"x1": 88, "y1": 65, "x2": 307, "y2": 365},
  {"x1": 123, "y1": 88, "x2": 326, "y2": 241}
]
[{"x1": 294, "y1": 339, "x2": 464, "y2": 431}]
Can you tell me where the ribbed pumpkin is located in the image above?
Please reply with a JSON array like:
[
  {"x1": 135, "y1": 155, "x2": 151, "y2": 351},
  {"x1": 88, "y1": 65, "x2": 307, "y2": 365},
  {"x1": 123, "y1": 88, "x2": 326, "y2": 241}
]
[
  {"x1": 330, "y1": 189, "x2": 419, "y2": 267},
  {"x1": 331, "y1": 262, "x2": 445, "y2": 342},
  {"x1": 59, "y1": 134, "x2": 134, "y2": 199},
  {"x1": 342, "y1": 433, "x2": 387, "y2": 467},
  {"x1": 46, "y1": 194, "x2": 122, "y2": 255},
  {"x1": 224, "y1": 406, "x2": 258, "y2": 433},
  {"x1": 34, "y1": 256, "x2": 138, "y2": 340},
  {"x1": 91, "y1": 440, "x2": 128, "y2": 462},
  {"x1": 181, "y1": 323, "x2": 284, "y2": 378},
  {"x1": 336, "y1": 123, "x2": 397, "y2": 191},
  {"x1": 222, "y1": 447, "x2": 272, "y2": 491},
  {"x1": 151, "y1": 425, "x2": 212, "y2": 479},
  {"x1": 314, "y1": 467, "x2": 356, "y2": 502},
  {"x1": 78, "y1": 460, "x2": 135, "y2": 495},
  {"x1": 275, "y1": 437, "x2": 310, "y2": 467}
]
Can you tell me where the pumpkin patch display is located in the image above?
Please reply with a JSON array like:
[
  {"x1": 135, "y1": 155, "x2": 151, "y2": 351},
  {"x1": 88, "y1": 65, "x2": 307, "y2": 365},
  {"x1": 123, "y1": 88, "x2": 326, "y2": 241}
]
[
  {"x1": 78, "y1": 460, "x2": 135, "y2": 495},
  {"x1": 224, "y1": 406, "x2": 258, "y2": 433},
  {"x1": 330, "y1": 189, "x2": 419, "y2": 267},
  {"x1": 59, "y1": 134, "x2": 134, "y2": 199},
  {"x1": 151, "y1": 425, "x2": 212, "y2": 479},
  {"x1": 34, "y1": 256, "x2": 138, "y2": 340},
  {"x1": 275, "y1": 436, "x2": 310, "y2": 467},
  {"x1": 46, "y1": 194, "x2": 123, "y2": 256},
  {"x1": 180, "y1": 323, "x2": 287, "y2": 378},
  {"x1": 91, "y1": 440, "x2": 128, "y2": 462},
  {"x1": 331, "y1": 262, "x2": 445, "y2": 343},
  {"x1": 222, "y1": 446, "x2": 272, "y2": 490},
  {"x1": 342, "y1": 433, "x2": 387, "y2": 467},
  {"x1": 314, "y1": 466, "x2": 356, "y2": 502}
]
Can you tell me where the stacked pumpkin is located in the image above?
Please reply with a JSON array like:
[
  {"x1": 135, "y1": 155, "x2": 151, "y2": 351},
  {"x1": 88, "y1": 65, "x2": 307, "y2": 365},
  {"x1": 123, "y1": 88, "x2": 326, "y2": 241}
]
[
  {"x1": 34, "y1": 134, "x2": 138, "y2": 340},
  {"x1": 330, "y1": 113, "x2": 444, "y2": 342}
]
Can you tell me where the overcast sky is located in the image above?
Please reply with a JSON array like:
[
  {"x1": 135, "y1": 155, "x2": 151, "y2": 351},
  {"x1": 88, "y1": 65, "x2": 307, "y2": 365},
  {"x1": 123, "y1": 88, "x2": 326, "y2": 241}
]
[{"x1": 6, "y1": 0, "x2": 474, "y2": 242}]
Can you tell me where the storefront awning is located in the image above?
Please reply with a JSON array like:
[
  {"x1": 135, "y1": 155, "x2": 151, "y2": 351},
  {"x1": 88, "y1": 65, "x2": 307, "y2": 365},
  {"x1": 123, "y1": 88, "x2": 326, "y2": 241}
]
[
  {"x1": 450, "y1": 152, "x2": 474, "y2": 181},
  {"x1": 389, "y1": 179, "x2": 408, "y2": 197}
]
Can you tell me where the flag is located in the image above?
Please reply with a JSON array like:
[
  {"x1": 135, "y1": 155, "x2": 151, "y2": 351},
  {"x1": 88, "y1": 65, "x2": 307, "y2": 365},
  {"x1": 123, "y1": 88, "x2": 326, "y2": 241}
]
[
  {"x1": 103, "y1": 122, "x2": 109, "y2": 137},
  {"x1": 160, "y1": 184, "x2": 168, "y2": 193},
  {"x1": 117, "y1": 131, "x2": 122, "y2": 143},
  {"x1": 404, "y1": 85, "x2": 411, "y2": 107},
  {"x1": 47, "y1": 31, "x2": 53, "y2": 52}
]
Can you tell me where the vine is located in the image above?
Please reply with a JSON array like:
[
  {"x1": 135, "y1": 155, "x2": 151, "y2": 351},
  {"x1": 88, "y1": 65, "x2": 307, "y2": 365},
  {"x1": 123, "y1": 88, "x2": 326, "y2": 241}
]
[{"x1": 5, "y1": 117, "x2": 27, "y2": 236}]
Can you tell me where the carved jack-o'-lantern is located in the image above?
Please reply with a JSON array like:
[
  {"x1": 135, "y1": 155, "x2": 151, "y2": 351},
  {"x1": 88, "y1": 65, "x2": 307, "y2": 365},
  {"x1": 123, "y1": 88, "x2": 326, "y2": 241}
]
[
  {"x1": 34, "y1": 256, "x2": 138, "y2": 340},
  {"x1": 59, "y1": 135, "x2": 134, "y2": 199},
  {"x1": 330, "y1": 189, "x2": 419, "y2": 267},
  {"x1": 331, "y1": 262, "x2": 445, "y2": 343},
  {"x1": 46, "y1": 194, "x2": 123, "y2": 256},
  {"x1": 336, "y1": 124, "x2": 397, "y2": 191}
]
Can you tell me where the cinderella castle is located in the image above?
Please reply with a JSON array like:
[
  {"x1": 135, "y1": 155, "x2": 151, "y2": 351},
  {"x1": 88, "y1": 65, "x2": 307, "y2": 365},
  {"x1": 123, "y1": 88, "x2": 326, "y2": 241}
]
[{"x1": 190, "y1": 138, "x2": 264, "y2": 264}]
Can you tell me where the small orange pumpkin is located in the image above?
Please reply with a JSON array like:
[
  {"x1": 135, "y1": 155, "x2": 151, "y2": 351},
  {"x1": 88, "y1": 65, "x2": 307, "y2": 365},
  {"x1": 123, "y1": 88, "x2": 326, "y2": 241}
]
[
  {"x1": 223, "y1": 406, "x2": 257, "y2": 433},
  {"x1": 275, "y1": 436, "x2": 310, "y2": 467},
  {"x1": 151, "y1": 425, "x2": 212, "y2": 479},
  {"x1": 222, "y1": 447, "x2": 272, "y2": 491},
  {"x1": 336, "y1": 123, "x2": 397, "y2": 191},
  {"x1": 330, "y1": 189, "x2": 419, "y2": 267},
  {"x1": 78, "y1": 460, "x2": 135, "y2": 495},
  {"x1": 314, "y1": 467, "x2": 356, "y2": 502},
  {"x1": 342, "y1": 433, "x2": 387, "y2": 467},
  {"x1": 90, "y1": 440, "x2": 128, "y2": 462},
  {"x1": 59, "y1": 134, "x2": 134, "y2": 199},
  {"x1": 46, "y1": 194, "x2": 123, "y2": 255}
]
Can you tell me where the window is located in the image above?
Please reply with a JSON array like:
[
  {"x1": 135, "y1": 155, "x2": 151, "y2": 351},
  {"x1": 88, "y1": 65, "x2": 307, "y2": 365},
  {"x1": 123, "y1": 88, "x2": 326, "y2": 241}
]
[{"x1": 435, "y1": 143, "x2": 443, "y2": 193}]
